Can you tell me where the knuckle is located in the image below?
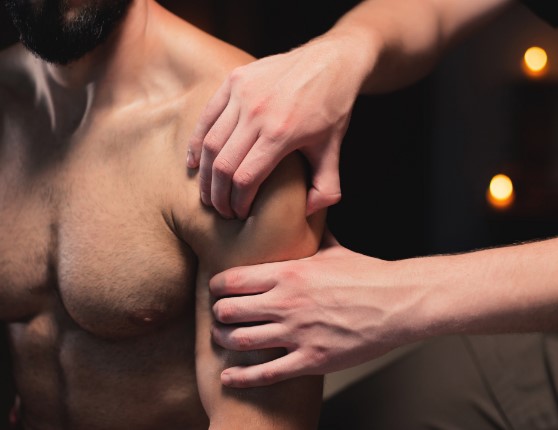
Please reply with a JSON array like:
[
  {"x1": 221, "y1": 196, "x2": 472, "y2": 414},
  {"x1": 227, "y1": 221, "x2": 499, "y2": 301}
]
[
  {"x1": 281, "y1": 268, "x2": 301, "y2": 283},
  {"x1": 311, "y1": 347, "x2": 328, "y2": 368},
  {"x1": 265, "y1": 122, "x2": 290, "y2": 144},
  {"x1": 214, "y1": 301, "x2": 234, "y2": 323},
  {"x1": 282, "y1": 296, "x2": 302, "y2": 312},
  {"x1": 232, "y1": 169, "x2": 256, "y2": 191},
  {"x1": 224, "y1": 270, "x2": 243, "y2": 290},
  {"x1": 275, "y1": 300, "x2": 292, "y2": 314},
  {"x1": 202, "y1": 132, "x2": 221, "y2": 156},
  {"x1": 212, "y1": 157, "x2": 235, "y2": 179},
  {"x1": 260, "y1": 367, "x2": 278, "y2": 383},
  {"x1": 229, "y1": 66, "x2": 246, "y2": 85},
  {"x1": 247, "y1": 102, "x2": 266, "y2": 120},
  {"x1": 231, "y1": 331, "x2": 252, "y2": 350}
]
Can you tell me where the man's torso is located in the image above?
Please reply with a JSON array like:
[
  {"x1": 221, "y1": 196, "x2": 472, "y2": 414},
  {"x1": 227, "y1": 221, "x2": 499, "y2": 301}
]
[{"x1": 0, "y1": 25, "x2": 246, "y2": 429}]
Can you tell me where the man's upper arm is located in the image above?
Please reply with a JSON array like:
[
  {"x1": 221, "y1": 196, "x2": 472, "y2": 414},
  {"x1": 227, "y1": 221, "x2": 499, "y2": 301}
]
[
  {"x1": 181, "y1": 153, "x2": 325, "y2": 429},
  {"x1": 191, "y1": 153, "x2": 324, "y2": 269}
]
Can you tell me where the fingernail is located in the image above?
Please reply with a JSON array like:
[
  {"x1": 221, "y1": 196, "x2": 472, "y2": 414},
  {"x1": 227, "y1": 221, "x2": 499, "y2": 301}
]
[{"x1": 222, "y1": 372, "x2": 232, "y2": 386}]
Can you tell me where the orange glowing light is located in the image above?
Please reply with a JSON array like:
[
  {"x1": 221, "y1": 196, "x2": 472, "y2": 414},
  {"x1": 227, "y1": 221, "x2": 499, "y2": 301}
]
[
  {"x1": 523, "y1": 46, "x2": 548, "y2": 77},
  {"x1": 487, "y1": 174, "x2": 515, "y2": 209}
]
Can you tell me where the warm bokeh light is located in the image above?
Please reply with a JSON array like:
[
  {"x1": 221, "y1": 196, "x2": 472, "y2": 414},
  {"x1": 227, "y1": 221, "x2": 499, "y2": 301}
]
[
  {"x1": 487, "y1": 174, "x2": 515, "y2": 209},
  {"x1": 523, "y1": 46, "x2": 548, "y2": 77}
]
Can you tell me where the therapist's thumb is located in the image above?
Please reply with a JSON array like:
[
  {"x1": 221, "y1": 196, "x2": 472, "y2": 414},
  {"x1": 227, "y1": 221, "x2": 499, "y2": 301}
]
[{"x1": 304, "y1": 143, "x2": 341, "y2": 216}]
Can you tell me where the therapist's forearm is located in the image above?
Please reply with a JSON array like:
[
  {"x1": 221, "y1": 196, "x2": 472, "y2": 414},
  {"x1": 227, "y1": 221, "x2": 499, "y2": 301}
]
[
  {"x1": 318, "y1": 0, "x2": 512, "y2": 94},
  {"x1": 398, "y1": 238, "x2": 558, "y2": 340}
]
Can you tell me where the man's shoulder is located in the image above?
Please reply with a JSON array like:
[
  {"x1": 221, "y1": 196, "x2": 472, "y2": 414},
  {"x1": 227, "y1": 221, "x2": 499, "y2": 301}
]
[
  {"x1": 168, "y1": 151, "x2": 324, "y2": 274},
  {"x1": 157, "y1": 4, "x2": 254, "y2": 87}
]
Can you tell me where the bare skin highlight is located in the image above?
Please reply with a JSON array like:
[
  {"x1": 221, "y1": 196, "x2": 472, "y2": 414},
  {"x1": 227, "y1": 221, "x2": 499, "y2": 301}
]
[{"x1": 0, "y1": 1, "x2": 324, "y2": 428}]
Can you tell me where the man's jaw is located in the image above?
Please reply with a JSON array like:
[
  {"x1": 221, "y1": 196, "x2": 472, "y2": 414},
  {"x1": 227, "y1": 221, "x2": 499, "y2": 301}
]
[
  {"x1": 26, "y1": 0, "x2": 155, "y2": 120},
  {"x1": 5, "y1": 0, "x2": 134, "y2": 66}
]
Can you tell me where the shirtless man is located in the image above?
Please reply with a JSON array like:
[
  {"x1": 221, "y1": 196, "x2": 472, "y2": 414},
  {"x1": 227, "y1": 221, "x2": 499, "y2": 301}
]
[{"x1": 0, "y1": 1, "x2": 324, "y2": 429}]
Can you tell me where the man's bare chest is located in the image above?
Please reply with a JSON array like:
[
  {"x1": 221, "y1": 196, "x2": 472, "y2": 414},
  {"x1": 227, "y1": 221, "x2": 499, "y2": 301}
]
[{"x1": 0, "y1": 123, "x2": 196, "y2": 339}]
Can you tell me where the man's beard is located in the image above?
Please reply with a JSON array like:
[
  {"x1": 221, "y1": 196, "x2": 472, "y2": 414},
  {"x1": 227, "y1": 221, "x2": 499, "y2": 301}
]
[{"x1": 4, "y1": 0, "x2": 133, "y2": 65}]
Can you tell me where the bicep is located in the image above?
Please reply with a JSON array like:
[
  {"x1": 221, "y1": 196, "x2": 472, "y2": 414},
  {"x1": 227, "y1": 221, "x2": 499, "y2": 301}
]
[{"x1": 193, "y1": 154, "x2": 325, "y2": 429}]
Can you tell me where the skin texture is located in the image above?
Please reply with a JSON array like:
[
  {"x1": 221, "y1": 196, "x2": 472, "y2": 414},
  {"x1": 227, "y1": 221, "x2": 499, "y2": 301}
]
[
  {"x1": 210, "y1": 233, "x2": 408, "y2": 386},
  {"x1": 188, "y1": 0, "x2": 512, "y2": 219},
  {"x1": 0, "y1": 1, "x2": 324, "y2": 428},
  {"x1": 202, "y1": 0, "x2": 558, "y2": 388},
  {"x1": 211, "y1": 235, "x2": 558, "y2": 388}
]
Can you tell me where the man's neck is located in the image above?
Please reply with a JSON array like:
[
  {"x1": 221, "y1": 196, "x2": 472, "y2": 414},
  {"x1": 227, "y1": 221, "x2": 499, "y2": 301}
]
[{"x1": 30, "y1": 0, "x2": 169, "y2": 133}]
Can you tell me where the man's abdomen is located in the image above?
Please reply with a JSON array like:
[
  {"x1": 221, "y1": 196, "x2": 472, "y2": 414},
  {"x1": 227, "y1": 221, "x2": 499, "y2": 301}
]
[{"x1": 9, "y1": 308, "x2": 208, "y2": 430}]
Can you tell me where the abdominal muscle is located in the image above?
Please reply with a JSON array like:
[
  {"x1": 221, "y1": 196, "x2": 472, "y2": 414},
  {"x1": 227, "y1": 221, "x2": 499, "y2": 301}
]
[{"x1": 8, "y1": 299, "x2": 209, "y2": 430}]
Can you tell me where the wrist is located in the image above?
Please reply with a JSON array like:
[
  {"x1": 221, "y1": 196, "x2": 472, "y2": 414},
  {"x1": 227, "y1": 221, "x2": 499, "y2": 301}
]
[
  {"x1": 310, "y1": 25, "x2": 382, "y2": 95},
  {"x1": 359, "y1": 258, "x2": 439, "y2": 348},
  {"x1": 388, "y1": 257, "x2": 455, "y2": 342}
]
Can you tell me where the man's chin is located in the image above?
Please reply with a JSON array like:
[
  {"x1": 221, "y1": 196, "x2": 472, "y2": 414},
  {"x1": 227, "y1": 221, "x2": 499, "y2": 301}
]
[
  {"x1": 6, "y1": 0, "x2": 134, "y2": 65},
  {"x1": 23, "y1": 42, "x2": 97, "y2": 66}
]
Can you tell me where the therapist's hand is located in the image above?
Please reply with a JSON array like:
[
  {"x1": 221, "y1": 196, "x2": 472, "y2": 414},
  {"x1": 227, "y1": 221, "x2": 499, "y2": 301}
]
[
  {"x1": 187, "y1": 34, "x2": 366, "y2": 219},
  {"x1": 209, "y1": 232, "x2": 421, "y2": 388}
]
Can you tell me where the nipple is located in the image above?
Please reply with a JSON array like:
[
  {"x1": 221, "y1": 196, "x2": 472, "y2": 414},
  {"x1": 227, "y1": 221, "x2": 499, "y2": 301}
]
[{"x1": 129, "y1": 309, "x2": 166, "y2": 327}]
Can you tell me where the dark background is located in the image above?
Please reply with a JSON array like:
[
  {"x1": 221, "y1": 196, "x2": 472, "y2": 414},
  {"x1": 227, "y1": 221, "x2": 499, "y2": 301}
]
[
  {"x1": 2, "y1": 0, "x2": 557, "y2": 259},
  {"x1": 1, "y1": 1, "x2": 558, "y2": 424}
]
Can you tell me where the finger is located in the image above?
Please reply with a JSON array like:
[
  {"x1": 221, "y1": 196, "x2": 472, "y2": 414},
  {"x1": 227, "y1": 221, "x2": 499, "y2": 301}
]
[
  {"x1": 211, "y1": 122, "x2": 259, "y2": 218},
  {"x1": 220, "y1": 352, "x2": 307, "y2": 388},
  {"x1": 230, "y1": 136, "x2": 286, "y2": 219},
  {"x1": 213, "y1": 295, "x2": 277, "y2": 324},
  {"x1": 303, "y1": 140, "x2": 342, "y2": 216},
  {"x1": 210, "y1": 266, "x2": 276, "y2": 298},
  {"x1": 306, "y1": 188, "x2": 341, "y2": 216},
  {"x1": 211, "y1": 322, "x2": 290, "y2": 351},
  {"x1": 187, "y1": 78, "x2": 232, "y2": 168},
  {"x1": 198, "y1": 103, "x2": 240, "y2": 207}
]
